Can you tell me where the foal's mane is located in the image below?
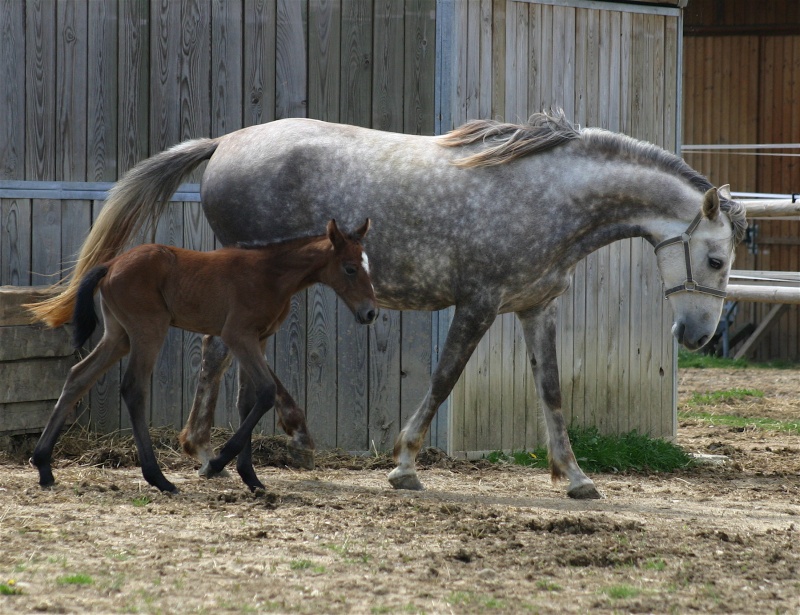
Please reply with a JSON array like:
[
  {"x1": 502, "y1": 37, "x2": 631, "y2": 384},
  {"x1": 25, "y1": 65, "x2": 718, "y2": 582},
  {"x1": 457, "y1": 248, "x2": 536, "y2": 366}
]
[{"x1": 438, "y1": 109, "x2": 747, "y2": 244}]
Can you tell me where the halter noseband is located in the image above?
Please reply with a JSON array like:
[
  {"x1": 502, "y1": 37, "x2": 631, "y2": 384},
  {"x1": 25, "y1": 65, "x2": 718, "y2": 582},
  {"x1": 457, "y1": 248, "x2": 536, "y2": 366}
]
[{"x1": 653, "y1": 212, "x2": 727, "y2": 299}]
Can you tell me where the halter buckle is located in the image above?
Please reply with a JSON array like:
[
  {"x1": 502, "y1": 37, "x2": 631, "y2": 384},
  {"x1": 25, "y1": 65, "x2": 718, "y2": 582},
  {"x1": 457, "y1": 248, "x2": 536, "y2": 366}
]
[{"x1": 683, "y1": 280, "x2": 697, "y2": 292}]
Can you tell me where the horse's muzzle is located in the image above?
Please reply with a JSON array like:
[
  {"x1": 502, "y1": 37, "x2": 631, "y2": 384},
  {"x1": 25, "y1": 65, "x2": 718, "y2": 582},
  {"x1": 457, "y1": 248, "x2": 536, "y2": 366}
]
[{"x1": 356, "y1": 307, "x2": 378, "y2": 325}]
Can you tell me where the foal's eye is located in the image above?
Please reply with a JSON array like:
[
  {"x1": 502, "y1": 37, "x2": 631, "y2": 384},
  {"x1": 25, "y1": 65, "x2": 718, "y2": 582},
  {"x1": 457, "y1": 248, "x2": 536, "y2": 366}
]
[
  {"x1": 344, "y1": 264, "x2": 358, "y2": 276},
  {"x1": 708, "y1": 258, "x2": 723, "y2": 270}
]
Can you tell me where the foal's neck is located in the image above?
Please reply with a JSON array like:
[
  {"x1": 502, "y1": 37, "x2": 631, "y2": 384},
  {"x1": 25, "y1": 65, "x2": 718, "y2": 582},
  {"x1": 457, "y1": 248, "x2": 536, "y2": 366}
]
[{"x1": 252, "y1": 234, "x2": 332, "y2": 289}]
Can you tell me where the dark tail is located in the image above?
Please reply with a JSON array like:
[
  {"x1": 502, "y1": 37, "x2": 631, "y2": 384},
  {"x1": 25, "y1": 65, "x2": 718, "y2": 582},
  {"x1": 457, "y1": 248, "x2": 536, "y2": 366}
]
[{"x1": 72, "y1": 265, "x2": 110, "y2": 348}]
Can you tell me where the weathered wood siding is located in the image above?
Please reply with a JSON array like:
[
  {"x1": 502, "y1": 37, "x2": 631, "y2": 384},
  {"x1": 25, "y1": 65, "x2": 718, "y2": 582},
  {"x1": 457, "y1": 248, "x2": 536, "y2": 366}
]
[
  {"x1": 0, "y1": 0, "x2": 440, "y2": 451},
  {"x1": 440, "y1": 0, "x2": 682, "y2": 456},
  {"x1": 683, "y1": 0, "x2": 800, "y2": 361},
  {"x1": 1, "y1": 0, "x2": 681, "y2": 452}
]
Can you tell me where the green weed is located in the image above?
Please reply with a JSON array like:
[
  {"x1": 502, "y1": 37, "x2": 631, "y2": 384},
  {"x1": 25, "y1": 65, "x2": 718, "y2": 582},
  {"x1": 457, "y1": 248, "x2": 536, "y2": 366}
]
[
  {"x1": 488, "y1": 426, "x2": 693, "y2": 473},
  {"x1": 679, "y1": 411, "x2": 800, "y2": 435},
  {"x1": 602, "y1": 584, "x2": 640, "y2": 599},
  {"x1": 686, "y1": 388, "x2": 764, "y2": 406},
  {"x1": 131, "y1": 496, "x2": 151, "y2": 507},
  {"x1": 57, "y1": 573, "x2": 93, "y2": 586},
  {"x1": 0, "y1": 581, "x2": 22, "y2": 596}
]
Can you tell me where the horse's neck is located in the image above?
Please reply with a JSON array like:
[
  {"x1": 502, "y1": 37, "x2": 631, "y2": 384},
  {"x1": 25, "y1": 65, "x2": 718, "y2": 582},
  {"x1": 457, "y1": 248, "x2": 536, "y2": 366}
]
[
  {"x1": 554, "y1": 164, "x2": 702, "y2": 264},
  {"x1": 255, "y1": 237, "x2": 331, "y2": 291}
]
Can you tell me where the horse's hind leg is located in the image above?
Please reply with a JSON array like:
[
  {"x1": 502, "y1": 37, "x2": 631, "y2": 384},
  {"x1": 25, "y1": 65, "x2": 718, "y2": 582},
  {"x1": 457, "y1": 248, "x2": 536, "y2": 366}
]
[
  {"x1": 270, "y1": 365, "x2": 315, "y2": 470},
  {"x1": 180, "y1": 335, "x2": 233, "y2": 474},
  {"x1": 389, "y1": 301, "x2": 497, "y2": 490},
  {"x1": 31, "y1": 318, "x2": 130, "y2": 487},
  {"x1": 121, "y1": 324, "x2": 177, "y2": 494},
  {"x1": 517, "y1": 303, "x2": 600, "y2": 500}
]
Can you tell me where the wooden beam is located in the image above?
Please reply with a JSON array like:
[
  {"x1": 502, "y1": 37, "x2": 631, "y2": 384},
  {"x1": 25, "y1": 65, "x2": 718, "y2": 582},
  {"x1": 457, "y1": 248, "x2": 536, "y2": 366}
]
[
  {"x1": 742, "y1": 200, "x2": 800, "y2": 218},
  {"x1": 733, "y1": 304, "x2": 790, "y2": 360},
  {"x1": 726, "y1": 285, "x2": 800, "y2": 304}
]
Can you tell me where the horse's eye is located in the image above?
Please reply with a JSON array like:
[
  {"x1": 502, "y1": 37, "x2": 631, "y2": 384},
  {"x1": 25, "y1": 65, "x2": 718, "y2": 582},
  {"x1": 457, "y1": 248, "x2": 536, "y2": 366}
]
[
  {"x1": 708, "y1": 258, "x2": 723, "y2": 270},
  {"x1": 344, "y1": 264, "x2": 357, "y2": 276}
]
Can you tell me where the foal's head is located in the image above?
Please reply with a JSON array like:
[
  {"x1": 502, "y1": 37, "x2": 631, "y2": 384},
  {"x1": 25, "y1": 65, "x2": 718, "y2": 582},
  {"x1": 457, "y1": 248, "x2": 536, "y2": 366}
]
[{"x1": 323, "y1": 219, "x2": 378, "y2": 325}]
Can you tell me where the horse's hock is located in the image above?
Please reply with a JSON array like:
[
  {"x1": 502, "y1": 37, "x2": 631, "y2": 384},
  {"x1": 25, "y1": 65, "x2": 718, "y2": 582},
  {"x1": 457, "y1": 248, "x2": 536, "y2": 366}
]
[{"x1": 0, "y1": 287, "x2": 78, "y2": 439}]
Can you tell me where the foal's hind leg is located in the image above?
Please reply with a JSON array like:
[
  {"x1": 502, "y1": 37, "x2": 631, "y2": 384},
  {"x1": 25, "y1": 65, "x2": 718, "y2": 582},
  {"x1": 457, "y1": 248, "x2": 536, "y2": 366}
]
[
  {"x1": 120, "y1": 322, "x2": 178, "y2": 494},
  {"x1": 31, "y1": 318, "x2": 130, "y2": 487},
  {"x1": 180, "y1": 335, "x2": 233, "y2": 474}
]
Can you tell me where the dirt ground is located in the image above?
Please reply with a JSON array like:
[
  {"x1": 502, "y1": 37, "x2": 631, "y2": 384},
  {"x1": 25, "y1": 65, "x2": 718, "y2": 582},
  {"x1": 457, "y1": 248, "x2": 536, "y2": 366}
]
[{"x1": 1, "y1": 367, "x2": 799, "y2": 614}]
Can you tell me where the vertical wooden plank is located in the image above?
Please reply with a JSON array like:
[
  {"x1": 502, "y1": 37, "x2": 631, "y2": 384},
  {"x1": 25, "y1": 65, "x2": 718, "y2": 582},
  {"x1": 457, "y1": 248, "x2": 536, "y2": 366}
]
[
  {"x1": 400, "y1": 311, "x2": 433, "y2": 446},
  {"x1": 87, "y1": 0, "x2": 117, "y2": 184},
  {"x1": 26, "y1": 0, "x2": 56, "y2": 183},
  {"x1": 465, "y1": 0, "x2": 479, "y2": 121},
  {"x1": 306, "y1": 0, "x2": 341, "y2": 449},
  {"x1": 276, "y1": 0, "x2": 308, "y2": 119},
  {"x1": 336, "y1": 0, "x2": 372, "y2": 448},
  {"x1": 490, "y1": 0, "x2": 504, "y2": 120},
  {"x1": 118, "y1": 0, "x2": 150, "y2": 176},
  {"x1": 340, "y1": 0, "x2": 371, "y2": 128},
  {"x1": 56, "y1": 0, "x2": 88, "y2": 183},
  {"x1": 30, "y1": 200, "x2": 60, "y2": 285},
  {"x1": 244, "y1": 0, "x2": 276, "y2": 127},
  {"x1": 0, "y1": 0, "x2": 25, "y2": 180},
  {"x1": 274, "y1": 0, "x2": 308, "y2": 423},
  {"x1": 478, "y1": 0, "x2": 491, "y2": 120},
  {"x1": 404, "y1": 0, "x2": 435, "y2": 134},
  {"x1": 149, "y1": 0, "x2": 183, "y2": 428},
  {"x1": 1, "y1": 200, "x2": 31, "y2": 286}
]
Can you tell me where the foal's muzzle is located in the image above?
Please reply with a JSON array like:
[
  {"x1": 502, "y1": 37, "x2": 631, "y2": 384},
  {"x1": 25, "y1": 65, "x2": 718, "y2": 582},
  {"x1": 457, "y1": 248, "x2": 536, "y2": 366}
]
[{"x1": 356, "y1": 306, "x2": 378, "y2": 325}]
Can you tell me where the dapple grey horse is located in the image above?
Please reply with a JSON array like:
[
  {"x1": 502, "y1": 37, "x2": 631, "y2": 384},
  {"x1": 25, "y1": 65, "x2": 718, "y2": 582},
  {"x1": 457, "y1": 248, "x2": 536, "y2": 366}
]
[{"x1": 31, "y1": 110, "x2": 747, "y2": 499}]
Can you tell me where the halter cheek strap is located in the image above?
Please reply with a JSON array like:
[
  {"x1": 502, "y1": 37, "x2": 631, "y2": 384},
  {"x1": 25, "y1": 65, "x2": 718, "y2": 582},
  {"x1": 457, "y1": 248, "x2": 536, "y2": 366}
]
[{"x1": 654, "y1": 212, "x2": 728, "y2": 299}]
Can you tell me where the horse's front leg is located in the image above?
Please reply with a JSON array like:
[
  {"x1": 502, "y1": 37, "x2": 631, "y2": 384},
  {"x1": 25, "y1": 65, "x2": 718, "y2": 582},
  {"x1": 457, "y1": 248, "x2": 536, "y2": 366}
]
[
  {"x1": 388, "y1": 300, "x2": 498, "y2": 490},
  {"x1": 180, "y1": 335, "x2": 233, "y2": 475},
  {"x1": 269, "y1": 365, "x2": 316, "y2": 470},
  {"x1": 517, "y1": 303, "x2": 601, "y2": 499}
]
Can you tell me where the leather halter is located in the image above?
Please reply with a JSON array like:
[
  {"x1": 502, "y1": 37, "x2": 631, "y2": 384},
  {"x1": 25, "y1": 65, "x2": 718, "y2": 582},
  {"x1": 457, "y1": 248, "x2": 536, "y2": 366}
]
[{"x1": 654, "y1": 212, "x2": 728, "y2": 299}]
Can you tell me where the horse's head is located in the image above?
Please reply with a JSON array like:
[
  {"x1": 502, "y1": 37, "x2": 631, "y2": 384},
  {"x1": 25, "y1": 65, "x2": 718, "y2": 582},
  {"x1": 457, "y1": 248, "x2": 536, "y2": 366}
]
[
  {"x1": 655, "y1": 185, "x2": 742, "y2": 350},
  {"x1": 323, "y1": 218, "x2": 378, "y2": 325}
]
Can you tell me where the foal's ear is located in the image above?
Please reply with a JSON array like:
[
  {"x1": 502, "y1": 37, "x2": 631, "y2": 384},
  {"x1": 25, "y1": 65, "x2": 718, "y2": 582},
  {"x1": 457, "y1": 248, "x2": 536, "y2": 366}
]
[
  {"x1": 354, "y1": 218, "x2": 371, "y2": 240},
  {"x1": 327, "y1": 219, "x2": 347, "y2": 250},
  {"x1": 702, "y1": 187, "x2": 720, "y2": 221}
]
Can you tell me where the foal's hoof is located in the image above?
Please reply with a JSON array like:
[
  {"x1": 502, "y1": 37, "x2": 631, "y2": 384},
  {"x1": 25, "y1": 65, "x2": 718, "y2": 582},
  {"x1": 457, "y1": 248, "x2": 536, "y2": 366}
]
[
  {"x1": 567, "y1": 483, "x2": 602, "y2": 500},
  {"x1": 199, "y1": 462, "x2": 230, "y2": 479},
  {"x1": 288, "y1": 442, "x2": 315, "y2": 470},
  {"x1": 387, "y1": 469, "x2": 425, "y2": 491}
]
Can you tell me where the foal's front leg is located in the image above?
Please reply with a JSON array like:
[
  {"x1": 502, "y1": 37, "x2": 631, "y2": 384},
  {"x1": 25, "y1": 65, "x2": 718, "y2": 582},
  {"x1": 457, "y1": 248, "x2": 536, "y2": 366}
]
[
  {"x1": 204, "y1": 338, "x2": 277, "y2": 491},
  {"x1": 517, "y1": 303, "x2": 601, "y2": 499}
]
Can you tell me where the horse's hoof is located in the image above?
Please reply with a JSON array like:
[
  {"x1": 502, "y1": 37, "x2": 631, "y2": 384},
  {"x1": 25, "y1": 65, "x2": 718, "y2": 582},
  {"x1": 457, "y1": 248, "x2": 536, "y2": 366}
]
[
  {"x1": 387, "y1": 469, "x2": 425, "y2": 491},
  {"x1": 199, "y1": 462, "x2": 230, "y2": 479},
  {"x1": 288, "y1": 442, "x2": 315, "y2": 470},
  {"x1": 567, "y1": 483, "x2": 602, "y2": 499}
]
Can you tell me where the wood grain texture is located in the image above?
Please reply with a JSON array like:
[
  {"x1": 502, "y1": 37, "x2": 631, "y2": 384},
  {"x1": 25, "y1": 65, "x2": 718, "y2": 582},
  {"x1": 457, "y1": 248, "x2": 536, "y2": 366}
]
[
  {"x1": 336, "y1": 294, "x2": 369, "y2": 451},
  {"x1": 56, "y1": 0, "x2": 88, "y2": 183},
  {"x1": 118, "y1": 0, "x2": 150, "y2": 175},
  {"x1": 88, "y1": 0, "x2": 118, "y2": 183},
  {"x1": 0, "y1": 0, "x2": 25, "y2": 180},
  {"x1": 306, "y1": 285, "x2": 339, "y2": 449},
  {"x1": 276, "y1": 0, "x2": 308, "y2": 120},
  {"x1": 211, "y1": 0, "x2": 243, "y2": 138},
  {"x1": 1, "y1": 199, "x2": 32, "y2": 286},
  {"x1": 340, "y1": 0, "x2": 372, "y2": 128},
  {"x1": 368, "y1": 310, "x2": 401, "y2": 452},
  {"x1": 25, "y1": 0, "x2": 56, "y2": 182}
]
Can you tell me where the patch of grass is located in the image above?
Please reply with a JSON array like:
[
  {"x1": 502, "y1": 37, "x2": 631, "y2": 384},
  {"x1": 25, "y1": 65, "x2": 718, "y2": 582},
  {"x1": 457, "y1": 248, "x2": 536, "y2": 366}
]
[
  {"x1": 678, "y1": 348, "x2": 800, "y2": 369},
  {"x1": 445, "y1": 591, "x2": 506, "y2": 609},
  {"x1": 679, "y1": 410, "x2": 800, "y2": 435},
  {"x1": 0, "y1": 581, "x2": 22, "y2": 596},
  {"x1": 488, "y1": 426, "x2": 693, "y2": 473},
  {"x1": 131, "y1": 496, "x2": 151, "y2": 507},
  {"x1": 289, "y1": 560, "x2": 325, "y2": 573},
  {"x1": 535, "y1": 579, "x2": 562, "y2": 592},
  {"x1": 686, "y1": 388, "x2": 764, "y2": 406},
  {"x1": 57, "y1": 573, "x2": 93, "y2": 586},
  {"x1": 642, "y1": 558, "x2": 667, "y2": 571},
  {"x1": 602, "y1": 584, "x2": 640, "y2": 599},
  {"x1": 325, "y1": 541, "x2": 370, "y2": 565}
]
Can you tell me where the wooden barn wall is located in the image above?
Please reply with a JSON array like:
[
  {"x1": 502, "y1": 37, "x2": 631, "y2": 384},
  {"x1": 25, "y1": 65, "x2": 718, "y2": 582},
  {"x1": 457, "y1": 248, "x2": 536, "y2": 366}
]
[
  {"x1": 439, "y1": 0, "x2": 682, "y2": 456},
  {"x1": 0, "y1": 0, "x2": 442, "y2": 453},
  {"x1": 682, "y1": 1, "x2": 800, "y2": 362}
]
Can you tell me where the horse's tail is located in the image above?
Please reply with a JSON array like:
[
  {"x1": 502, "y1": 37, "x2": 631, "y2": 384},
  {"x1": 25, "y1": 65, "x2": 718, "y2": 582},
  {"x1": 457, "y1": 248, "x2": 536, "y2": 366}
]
[
  {"x1": 72, "y1": 265, "x2": 110, "y2": 348},
  {"x1": 26, "y1": 137, "x2": 220, "y2": 328}
]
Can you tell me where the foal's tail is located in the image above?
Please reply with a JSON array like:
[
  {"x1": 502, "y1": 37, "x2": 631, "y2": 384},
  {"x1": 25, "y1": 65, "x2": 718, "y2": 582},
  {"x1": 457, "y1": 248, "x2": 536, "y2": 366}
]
[
  {"x1": 26, "y1": 138, "x2": 220, "y2": 328},
  {"x1": 72, "y1": 265, "x2": 109, "y2": 348}
]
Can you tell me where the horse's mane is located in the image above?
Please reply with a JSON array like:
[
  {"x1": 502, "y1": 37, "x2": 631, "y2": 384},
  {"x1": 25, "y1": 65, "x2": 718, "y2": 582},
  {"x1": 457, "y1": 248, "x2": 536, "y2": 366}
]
[{"x1": 438, "y1": 109, "x2": 747, "y2": 244}]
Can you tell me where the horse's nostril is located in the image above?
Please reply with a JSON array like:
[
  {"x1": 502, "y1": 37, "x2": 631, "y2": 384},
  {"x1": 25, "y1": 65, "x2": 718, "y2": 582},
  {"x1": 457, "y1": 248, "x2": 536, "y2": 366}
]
[
  {"x1": 365, "y1": 309, "x2": 377, "y2": 323},
  {"x1": 697, "y1": 335, "x2": 709, "y2": 348}
]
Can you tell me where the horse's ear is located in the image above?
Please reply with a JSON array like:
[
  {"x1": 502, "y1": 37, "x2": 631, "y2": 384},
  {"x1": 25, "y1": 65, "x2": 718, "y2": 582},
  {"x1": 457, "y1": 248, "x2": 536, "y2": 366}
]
[
  {"x1": 327, "y1": 219, "x2": 346, "y2": 250},
  {"x1": 702, "y1": 188, "x2": 720, "y2": 221},
  {"x1": 717, "y1": 184, "x2": 732, "y2": 201},
  {"x1": 354, "y1": 218, "x2": 371, "y2": 240}
]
